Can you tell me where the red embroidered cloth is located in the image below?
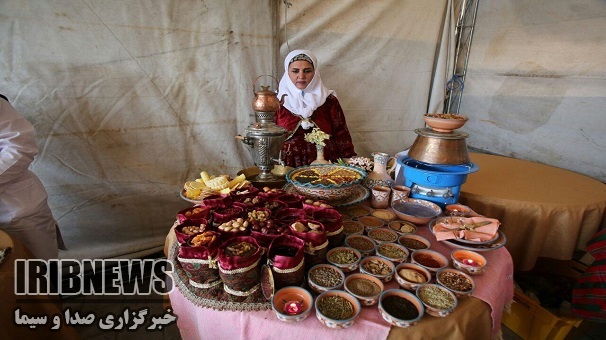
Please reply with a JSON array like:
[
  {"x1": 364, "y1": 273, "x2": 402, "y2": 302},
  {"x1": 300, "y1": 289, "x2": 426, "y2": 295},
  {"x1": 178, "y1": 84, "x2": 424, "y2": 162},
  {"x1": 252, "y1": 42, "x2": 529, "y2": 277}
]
[{"x1": 275, "y1": 95, "x2": 356, "y2": 167}]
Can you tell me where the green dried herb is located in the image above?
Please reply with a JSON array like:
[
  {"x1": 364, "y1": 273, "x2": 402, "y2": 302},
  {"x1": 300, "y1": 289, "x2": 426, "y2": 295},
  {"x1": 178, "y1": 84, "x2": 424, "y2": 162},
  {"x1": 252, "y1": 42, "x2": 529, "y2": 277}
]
[
  {"x1": 418, "y1": 286, "x2": 455, "y2": 309},
  {"x1": 378, "y1": 244, "x2": 406, "y2": 259},
  {"x1": 328, "y1": 249, "x2": 358, "y2": 264},
  {"x1": 310, "y1": 267, "x2": 342, "y2": 287},
  {"x1": 318, "y1": 295, "x2": 354, "y2": 320}
]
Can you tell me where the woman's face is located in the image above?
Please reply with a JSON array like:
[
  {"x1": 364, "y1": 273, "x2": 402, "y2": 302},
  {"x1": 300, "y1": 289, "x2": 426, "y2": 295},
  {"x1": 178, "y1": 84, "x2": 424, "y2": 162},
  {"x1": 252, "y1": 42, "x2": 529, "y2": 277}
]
[{"x1": 288, "y1": 60, "x2": 315, "y2": 90}]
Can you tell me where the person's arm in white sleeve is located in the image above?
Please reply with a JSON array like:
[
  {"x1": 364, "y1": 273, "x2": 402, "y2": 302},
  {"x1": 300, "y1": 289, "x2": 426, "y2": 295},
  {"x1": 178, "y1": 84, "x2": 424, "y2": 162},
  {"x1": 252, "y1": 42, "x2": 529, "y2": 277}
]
[{"x1": 0, "y1": 98, "x2": 40, "y2": 192}]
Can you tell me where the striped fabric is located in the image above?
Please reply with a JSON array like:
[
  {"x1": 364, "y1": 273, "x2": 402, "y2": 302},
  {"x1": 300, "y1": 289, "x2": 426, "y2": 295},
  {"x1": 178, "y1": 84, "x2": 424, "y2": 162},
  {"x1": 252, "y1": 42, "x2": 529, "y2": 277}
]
[{"x1": 572, "y1": 229, "x2": 606, "y2": 321}]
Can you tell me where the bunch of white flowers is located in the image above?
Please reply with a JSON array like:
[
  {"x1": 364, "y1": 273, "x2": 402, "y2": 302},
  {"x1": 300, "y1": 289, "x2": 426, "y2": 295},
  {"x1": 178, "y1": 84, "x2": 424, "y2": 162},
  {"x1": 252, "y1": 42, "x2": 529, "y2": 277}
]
[
  {"x1": 304, "y1": 128, "x2": 330, "y2": 147},
  {"x1": 346, "y1": 156, "x2": 373, "y2": 172}
]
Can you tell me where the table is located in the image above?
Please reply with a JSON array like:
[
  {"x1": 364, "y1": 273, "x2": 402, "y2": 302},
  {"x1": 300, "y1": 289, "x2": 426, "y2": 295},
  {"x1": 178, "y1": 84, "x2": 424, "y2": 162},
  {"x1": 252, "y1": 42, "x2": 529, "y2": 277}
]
[
  {"x1": 0, "y1": 231, "x2": 80, "y2": 340},
  {"x1": 165, "y1": 218, "x2": 514, "y2": 340},
  {"x1": 459, "y1": 153, "x2": 606, "y2": 271}
]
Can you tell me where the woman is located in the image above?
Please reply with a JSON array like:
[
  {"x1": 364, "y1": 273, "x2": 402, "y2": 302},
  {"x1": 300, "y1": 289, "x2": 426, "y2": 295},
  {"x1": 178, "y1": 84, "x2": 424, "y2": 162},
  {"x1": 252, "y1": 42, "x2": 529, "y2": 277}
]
[
  {"x1": 276, "y1": 49, "x2": 356, "y2": 167},
  {"x1": 0, "y1": 94, "x2": 64, "y2": 260}
]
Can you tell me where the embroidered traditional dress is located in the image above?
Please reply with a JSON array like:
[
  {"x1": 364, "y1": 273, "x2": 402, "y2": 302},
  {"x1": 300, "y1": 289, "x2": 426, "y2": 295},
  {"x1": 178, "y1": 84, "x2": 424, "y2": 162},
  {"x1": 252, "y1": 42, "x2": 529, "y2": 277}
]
[
  {"x1": 275, "y1": 50, "x2": 356, "y2": 167},
  {"x1": 276, "y1": 95, "x2": 356, "y2": 167}
]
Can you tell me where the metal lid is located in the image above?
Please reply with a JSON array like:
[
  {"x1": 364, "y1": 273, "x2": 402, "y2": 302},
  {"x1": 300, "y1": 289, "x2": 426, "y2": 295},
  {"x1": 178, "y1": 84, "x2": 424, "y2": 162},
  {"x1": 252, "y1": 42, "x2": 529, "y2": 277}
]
[
  {"x1": 260, "y1": 264, "x2": 275, "y2": 300},
  {"x1": 415, "y1": 128, "x2": 468, "y2": 140}
]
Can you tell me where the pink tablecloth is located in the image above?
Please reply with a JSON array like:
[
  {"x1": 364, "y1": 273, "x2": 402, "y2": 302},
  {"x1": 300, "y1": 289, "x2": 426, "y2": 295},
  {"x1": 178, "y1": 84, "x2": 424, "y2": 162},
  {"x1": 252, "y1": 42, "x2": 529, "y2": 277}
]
[
  {"x1": 167, "y1": 221, "x2": 514, "y2": 339},
  {"x1": 415, "y1": 227, "x2": 514, "y2": 334}
]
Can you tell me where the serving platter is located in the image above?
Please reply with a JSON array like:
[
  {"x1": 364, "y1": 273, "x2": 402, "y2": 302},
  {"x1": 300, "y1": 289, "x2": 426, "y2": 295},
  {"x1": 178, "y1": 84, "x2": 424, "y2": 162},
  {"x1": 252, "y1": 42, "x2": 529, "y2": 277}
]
[
  {"x1": 283, "y1": 183, "x2": 369, "y2": 207},
  {"x1": 180, "y1": 189, "x2": 206, "y2": 205},
  {"x1": 429, "y1": 221, "x2": 507, "y2": 252},
  {"x1": 444, "y1": 231, "x2": 507, "y2": 252},
  {"x1": 428, "y1": 217, "x2": 499, "y2": 245}
]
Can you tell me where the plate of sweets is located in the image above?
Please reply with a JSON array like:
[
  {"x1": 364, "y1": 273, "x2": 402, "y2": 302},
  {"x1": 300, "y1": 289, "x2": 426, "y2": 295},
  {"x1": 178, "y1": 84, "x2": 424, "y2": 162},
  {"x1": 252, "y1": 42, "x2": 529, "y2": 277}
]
[
  {"x1": 429, "y1": 216, "x2": 507, "y2": 252},
  {"x1": 429, "y1": 216, "x2": 500, "y2": 245},
  {"x1": 181, "y1": 170, "x2": 251, "y2": 203}
]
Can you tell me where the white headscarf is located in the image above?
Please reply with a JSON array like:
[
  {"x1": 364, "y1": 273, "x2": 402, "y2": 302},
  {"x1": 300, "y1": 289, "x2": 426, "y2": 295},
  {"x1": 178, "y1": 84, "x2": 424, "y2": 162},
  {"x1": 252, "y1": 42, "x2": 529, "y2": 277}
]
[{"x1": 279, "y1": 49, "x2": 336, "y2": 130}]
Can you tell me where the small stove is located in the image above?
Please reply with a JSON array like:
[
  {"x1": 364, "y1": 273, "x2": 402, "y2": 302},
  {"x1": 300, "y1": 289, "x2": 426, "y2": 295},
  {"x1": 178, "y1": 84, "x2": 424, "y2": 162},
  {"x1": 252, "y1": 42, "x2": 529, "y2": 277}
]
[{"x1": 397, "y1": 157, "x2": 478, "y2": 207}]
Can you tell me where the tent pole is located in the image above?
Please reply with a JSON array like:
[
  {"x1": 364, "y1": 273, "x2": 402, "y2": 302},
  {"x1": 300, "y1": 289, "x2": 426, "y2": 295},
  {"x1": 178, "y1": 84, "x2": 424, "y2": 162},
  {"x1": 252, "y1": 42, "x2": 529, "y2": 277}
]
[{"x1": 445, "y1": 0, "x2": 479, "y2": 114}]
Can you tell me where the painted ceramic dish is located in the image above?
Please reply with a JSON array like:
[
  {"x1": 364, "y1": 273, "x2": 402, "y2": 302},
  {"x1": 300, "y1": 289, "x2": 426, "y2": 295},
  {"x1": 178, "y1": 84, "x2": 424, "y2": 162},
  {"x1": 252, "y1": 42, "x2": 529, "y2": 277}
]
[
  {"x1": 283, "y1": 183, "x2": 369, "y2": 207},
  {"x1": 391, "y1": 198, "x2": 442, "y2": 225},
  {"x1": 344, "y1": 273, "x2": 384, "y2": 306},
  {"x1": 286, "y1": 164, "x2": 367, "y2": 202},
  {"x1": 271, "y1": 286, "x2": 313, "y2": 323},
  {"x1": 451, "y1": 249, "x2": 487, "y2": 274},
  {"x1": 378, "y1": 289, "x2": 424, "y2": 328},
  {"x1": 424, "y1": 113, "x2": 468, "y2": 133},
  {"x1": 315, "y1": 290, "x2": 361, "y2": 329},
  {"x1": 394, "y1": 263, "x2": 431, "y2": 292}
]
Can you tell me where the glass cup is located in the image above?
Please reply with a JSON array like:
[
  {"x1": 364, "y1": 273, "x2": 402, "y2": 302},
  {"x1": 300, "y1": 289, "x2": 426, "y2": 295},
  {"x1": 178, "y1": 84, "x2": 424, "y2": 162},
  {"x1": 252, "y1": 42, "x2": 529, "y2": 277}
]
[{"x1": 371, "y1": 185, "x2": 391, "y2": 209}]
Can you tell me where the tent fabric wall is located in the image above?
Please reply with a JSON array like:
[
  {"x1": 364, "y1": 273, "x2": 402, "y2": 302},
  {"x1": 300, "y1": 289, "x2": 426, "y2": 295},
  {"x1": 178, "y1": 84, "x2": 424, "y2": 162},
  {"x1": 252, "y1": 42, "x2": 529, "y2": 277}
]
[
  {"x1": 461, "y1": 0, "x2": 606, "y2": 182},
  {"x1": 276, "y1": 0, "x2": 448, "y2": 157},
  {"x1": 1, "y1": 0, "x2": 604, "y2": 260},
  {"x1": 1, "y1": 0, "x2": 276, "y2": 259},
  {"x1": 1, "y1": 0, "x2": 449, "y2": 260}
]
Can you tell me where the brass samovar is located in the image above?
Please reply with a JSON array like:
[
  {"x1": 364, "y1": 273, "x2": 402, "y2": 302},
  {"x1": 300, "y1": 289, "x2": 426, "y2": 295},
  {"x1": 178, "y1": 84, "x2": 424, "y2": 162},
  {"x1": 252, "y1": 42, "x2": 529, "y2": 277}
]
[{"x1": 237, "y1": 76, "x2": 287, "y2": 183}]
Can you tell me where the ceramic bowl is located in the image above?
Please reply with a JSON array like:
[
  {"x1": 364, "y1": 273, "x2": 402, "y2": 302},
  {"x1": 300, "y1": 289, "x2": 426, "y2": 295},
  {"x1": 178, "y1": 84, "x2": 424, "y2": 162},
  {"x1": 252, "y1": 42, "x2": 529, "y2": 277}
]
[
  {"x1": 358, "y1": 215, "x2": 385, "y2": 233},
  {"x1": 391, "y1": 198, "x2": 442, "y2": 225},
  {"x1": 286, "y1": 164, "x2": 367, "y2": 202},
  {"x1": 344, "y1": 204, "x2": 373, "y2": 219},
  {"x1": 344, "y1": 273, "x2": 384, "y2": 306},
  {"x1": 359, "y1": 256, "x2": 396, "y2": 282},
  {"x1": 411, "y1": 249, "x2": 448, "y2": 274},
  {"x1": 416, "y1": 284, "x2": 458, "y2": 317},
  {"x1": 371, "y1": 209, "x2": 397, "y2": 221},
  {"x1": 397, "y1": 234, "x2": 430, "y2": 251},
  {"x1": 376, "y1": 242, "x2": 409, "y2": 264},
  {"x1": 271, "y1": 286, "x2": 313, "y2": 323},
  {"x1": 342, "y1": 220, "x2": 365, "y2": 236},
  {"x1": 315, "y1": 290, "x2": 361, "y2": 329},
  {"x1": 344, "y1": 234, "x2": 377, "y2": 257},
  {"x1": 307, "y1": 264, "x2": 345, "y2": 294},
  {"x1": 394, "y1": 263, "x2": 432, "y2": 291},
  {"x1": 423, "y1": 114, "x2": 468, "y2": 133},
  {"x1": 445, "y1": 204, "x2": 472, "y2": 217},
  {"x1": 436, "y1": 268, "x2": 476, "y2": 298},
  {"x1": 451, "y1": 249, "x2": 487, "y2": 274},
  {"x1": 367, "y1": 228, "x2": 399, "y2": 244},
  {"x1": 367, "y1": 227, "x2": 400, "y2": 244},
  {"x1": 387, "y1": 220, "x2": 417, "y2": 235},
  {"x1": 326, "y1": 247, "x2": 362, "y2": 273},
  {"x1": 378, "y1": 289, "x2": 424, "y2": 328}
]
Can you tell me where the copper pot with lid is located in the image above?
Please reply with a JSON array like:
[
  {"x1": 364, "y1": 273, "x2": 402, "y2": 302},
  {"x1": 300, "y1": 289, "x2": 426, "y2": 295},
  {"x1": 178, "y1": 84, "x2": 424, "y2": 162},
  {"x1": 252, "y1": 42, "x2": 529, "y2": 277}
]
[
  {"x1": 408, "y1": 128, "x2": 470, "y2": 165},
  {"x1": 252, "y1": 75, "x2": 287, "y2": 112}
]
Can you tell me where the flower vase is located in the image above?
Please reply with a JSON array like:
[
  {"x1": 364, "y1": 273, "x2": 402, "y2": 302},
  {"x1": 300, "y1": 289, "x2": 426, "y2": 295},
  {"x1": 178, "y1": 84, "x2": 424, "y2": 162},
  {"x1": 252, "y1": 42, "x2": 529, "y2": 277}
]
[
  {"x1": 363, "y1": 152, "x2": 395, "y2": 189},
  {"x1": 311, "y1": 145, "x2": 330, "y2": 165}
]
